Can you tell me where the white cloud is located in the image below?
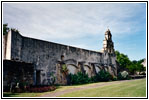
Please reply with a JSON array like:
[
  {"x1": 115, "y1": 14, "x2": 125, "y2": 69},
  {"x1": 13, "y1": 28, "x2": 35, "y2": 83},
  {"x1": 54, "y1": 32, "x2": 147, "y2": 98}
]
[{"x1": 3, "y1": 3, "x2": 146, "y2": 49}]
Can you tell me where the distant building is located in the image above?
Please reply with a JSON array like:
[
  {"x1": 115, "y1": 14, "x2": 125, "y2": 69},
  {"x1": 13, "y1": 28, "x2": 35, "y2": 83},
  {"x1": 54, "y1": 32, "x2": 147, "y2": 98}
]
[{"x1": 141, "y1": 58, "x2": 146, "y2": 67}]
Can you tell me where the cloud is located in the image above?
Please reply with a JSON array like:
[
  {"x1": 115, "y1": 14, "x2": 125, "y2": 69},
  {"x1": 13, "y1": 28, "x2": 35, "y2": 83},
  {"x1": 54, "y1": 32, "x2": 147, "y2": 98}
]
[{"x1": 3, "y1": 3, "x2": 146, "y2": 50}]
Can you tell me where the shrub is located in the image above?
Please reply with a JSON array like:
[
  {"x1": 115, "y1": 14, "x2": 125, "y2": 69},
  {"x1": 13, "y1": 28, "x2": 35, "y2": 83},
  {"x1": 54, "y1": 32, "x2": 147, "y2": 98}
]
[
  {"x1": 90, "y1": 76, "x2": 97, "y2": 83},
  {"x1": 95, "y1": 70, "x2": 113, "y2": 82},
  {"x1": 118, "y1": 71, "x2": 129, "y2": 80},
  {"x1": 62, "y1": 64, "x2": 68, "y2": 73},
  {"x1": 68, "y1": 72, "x2": 91, "y2": 85},
  {"x1": 112, "y1": 76, "x2": 117, "y2": 81},
  {"x1": 68, "y1": 70, "x2": 113, "y2": 85}
]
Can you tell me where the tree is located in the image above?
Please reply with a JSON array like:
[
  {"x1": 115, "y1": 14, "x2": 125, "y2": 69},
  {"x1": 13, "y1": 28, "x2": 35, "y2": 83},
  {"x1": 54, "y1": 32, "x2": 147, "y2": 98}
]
[
  {"x1": 138, "y1": 59, "x2": 145, "y2": 64},
  {"x1": 115, "y1": 50, "x2": 146, "y2": 75},
  {"x1": 3, "y1": 24, "x2": 9, "y2": 35},
  {"x1": 115, "y1": 51, "x2": 131, "y2": 72},
  {"x1": 127, "y1": 61, "x2": 137, "y2": 74},
  {"x1": 136, "y1": 59, "x2": 146, "y2": 74}
]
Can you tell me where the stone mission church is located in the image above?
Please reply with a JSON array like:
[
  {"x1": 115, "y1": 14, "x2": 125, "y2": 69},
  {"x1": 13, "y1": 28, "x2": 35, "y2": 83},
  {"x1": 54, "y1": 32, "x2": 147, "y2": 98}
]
[{"x1": 3, "y1": 29, "x2": 118, "y2": 86}]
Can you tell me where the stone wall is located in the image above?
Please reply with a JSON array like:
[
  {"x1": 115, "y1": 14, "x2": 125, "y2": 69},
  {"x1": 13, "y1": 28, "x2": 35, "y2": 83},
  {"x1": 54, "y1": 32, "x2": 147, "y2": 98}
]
[{"x1": 3, "y1": 30, "x2": 117, "y2": 85}]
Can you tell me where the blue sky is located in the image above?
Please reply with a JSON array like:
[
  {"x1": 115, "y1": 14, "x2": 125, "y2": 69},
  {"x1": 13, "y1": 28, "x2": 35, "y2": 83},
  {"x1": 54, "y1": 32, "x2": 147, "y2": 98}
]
[{"x1": 3, "y1": 3, "x2": 146, "y2": 61}]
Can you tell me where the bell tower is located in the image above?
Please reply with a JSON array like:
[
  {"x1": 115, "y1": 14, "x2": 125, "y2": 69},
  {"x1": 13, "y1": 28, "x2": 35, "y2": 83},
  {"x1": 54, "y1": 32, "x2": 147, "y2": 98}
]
[{"x1": 103, "y1": 29, "x2": 115, "y2": 53}]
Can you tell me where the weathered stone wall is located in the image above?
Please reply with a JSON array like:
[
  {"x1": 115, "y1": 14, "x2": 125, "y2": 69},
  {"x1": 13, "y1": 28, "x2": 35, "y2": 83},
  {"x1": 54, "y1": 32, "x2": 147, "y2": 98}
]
[
  {"x1": 4, "y1": 30, "x2": 117, "y2": 85},
  {"x1": 11, "y1": 31, "x2": 23, "y2": 61}
]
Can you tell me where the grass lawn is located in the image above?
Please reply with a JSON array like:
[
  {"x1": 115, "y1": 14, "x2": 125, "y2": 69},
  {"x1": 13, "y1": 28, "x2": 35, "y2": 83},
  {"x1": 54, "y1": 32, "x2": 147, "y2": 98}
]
[
  {"x1": 3, "y1": 78, "x2": 146, "y2": 97},
  {"x1": 3, "y1": 85, "x2": 89, "y2": 97},
  {"x1": 3, "y1": 92, "x2": 44, "y2": 97},
  {"x1": 59, "y1": 78, "x2": 146, "y2": 97},
  {"x1": 3, "y1": 85, "x2": 81, "y2": 97}
]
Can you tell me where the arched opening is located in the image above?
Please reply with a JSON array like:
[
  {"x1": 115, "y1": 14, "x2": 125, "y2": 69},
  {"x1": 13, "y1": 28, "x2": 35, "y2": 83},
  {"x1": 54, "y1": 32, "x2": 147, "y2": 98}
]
[
  {"x1": 84, "y1": 65, "x2": 91, "y2": 77},
  {"x1": 104, "y1": 67, "x2": 108, "y2": 72},
  {"x1": 67, "y1": 64, "x2": 77, "y2": 75},
  {"x1": 95, "y1": 66, "x2": 101, "y2": 73},
  {"x1": 108, "y1": 66, "x2": 112, "y2": 73}
]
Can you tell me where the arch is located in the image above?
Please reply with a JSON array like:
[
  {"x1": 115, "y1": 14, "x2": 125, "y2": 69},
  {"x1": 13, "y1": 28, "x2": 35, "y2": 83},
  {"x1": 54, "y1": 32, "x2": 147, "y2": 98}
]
[
  {"x1": 111, "y1": 68, "x2": 116, "y2": 76},
  {"x1": 104, "y1": 67, "x2": 108, "y2": 72},
  {"x1": 95, "y1": 66, "x2": 100, "y2": 73},
  {"x1": 64, "y1": 59, "x2": 77, "y2": 66},
  {"x1": 84, "y1": 62, "x2": 90, "y2": 67},
  {"x1": 67, "y1": 64, "x2": 78, "y2": 75},
  {"x1": 84, "y1": 65, "x2": 91, "y2": 77},
  {"x1": 109, "y1": 66, "x2": 116, "y2": 76},
  {"x1": 95, "y1": 66, "x2": 102, "y2": 73},
  {"x1": 108, "y1": 66, "x2": 112, "y2": 72}
]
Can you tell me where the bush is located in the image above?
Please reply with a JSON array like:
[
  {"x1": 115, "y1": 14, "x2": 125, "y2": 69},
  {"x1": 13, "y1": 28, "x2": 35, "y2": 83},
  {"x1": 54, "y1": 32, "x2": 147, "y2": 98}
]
[
  {"x1": 68, "y1": 70, "x2": 113, "y2": 85},
  {"x1": 62, "y1": 64, "x2": 68, "y2": 73},
  {"x1": 112, "y1": 76, "x2": 117, "y2": 81},
  {"x1": 118, "y1": 71, "x2": 129, "y2": 80},
  {"x1": 95, "y1": 70, "x2": 113, "y2": 82},
  {"x1": 68, "y1": 72, "x2": 91, "y2": 85}
]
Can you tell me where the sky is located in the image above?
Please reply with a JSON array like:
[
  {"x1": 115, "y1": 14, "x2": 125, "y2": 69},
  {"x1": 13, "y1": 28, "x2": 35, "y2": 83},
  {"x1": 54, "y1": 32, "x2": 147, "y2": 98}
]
[{"x1": 3, "y1": 2, "x2": 146, "y2": 61}]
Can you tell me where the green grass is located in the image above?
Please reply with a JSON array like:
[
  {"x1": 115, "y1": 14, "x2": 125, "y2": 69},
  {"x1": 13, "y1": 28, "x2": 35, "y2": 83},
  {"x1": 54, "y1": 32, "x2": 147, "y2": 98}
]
[
  {"x1": 3, "y1": 85, "x2": 82, "y2": 97},
  {"x1": 3, "y1": 92, "x2": 45, "y2": 97},
  {"x1": 59, "y1": 78, "x2": 146, "y2": 97},
  {"x1": 3, "y1": 78, "x2": 146, "y2": 97},
  {"x1": 3, "y1": 83, "x2": 105, "y2": 97}
]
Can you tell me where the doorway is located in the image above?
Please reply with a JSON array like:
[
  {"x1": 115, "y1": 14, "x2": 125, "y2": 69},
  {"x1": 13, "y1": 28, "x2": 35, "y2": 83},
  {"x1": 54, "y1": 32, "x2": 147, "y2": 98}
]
[{"x1": 36, "y1": 70, "x2": 41, "y2": 85}]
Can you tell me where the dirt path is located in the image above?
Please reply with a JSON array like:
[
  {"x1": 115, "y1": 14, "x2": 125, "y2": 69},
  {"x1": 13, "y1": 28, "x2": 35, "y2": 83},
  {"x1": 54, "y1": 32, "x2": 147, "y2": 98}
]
[{"x1": 40, "y1": 79, "x2": 141, "y2": 97}]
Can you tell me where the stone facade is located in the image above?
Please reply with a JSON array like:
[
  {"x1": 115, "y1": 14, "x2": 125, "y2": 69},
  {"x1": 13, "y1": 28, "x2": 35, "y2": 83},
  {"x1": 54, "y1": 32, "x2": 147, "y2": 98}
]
[{"x1": 3, "y1": 29, "x2": 118, "y2": 85}]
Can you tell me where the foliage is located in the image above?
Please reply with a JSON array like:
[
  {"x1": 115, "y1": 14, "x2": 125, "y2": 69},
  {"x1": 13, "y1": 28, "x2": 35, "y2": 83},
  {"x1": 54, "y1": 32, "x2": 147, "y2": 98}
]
[
  {"x1": 115, "y1": 50, "x2": 146, "y2": 75},
  {"x1": 3, "y1": 24, "x2": 9, "y2": 35},
  {"x1": 117, "y1": 71, "x2": 129, "y2": 80},
  {"x1": 3, "y1": 24, "x2": 20, "y2": 35},
  {"x1": 126, "y1": 62, "x2": 136, "y2": 75},
  {"x1": 115, "y1": 50, "x2": 131, "y2": 71},
  {"x1": 138, "y1": 59, "x2": 145, "y2": 64},
  {"x1": 68, "y1": 72, "x2": 91, "y2": 85},
  {"x1": 61, "y1": 64, "x2": 68, "y2": 74},
  {"x1": 68, "y1": 70, "x2": 113, "y2": 85},
  {"x1": 112, "y1": 76, "x2": 117, "y2": 81},
  {"x1": 127, "y1": 60, "x2": 145, "y2": 75},
  {"x1": 94, "y1": 70, "x2": 113, "y2": 82},
  {"x1": 136, "y1": 59, "x2": 146, "y2": 73}
]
